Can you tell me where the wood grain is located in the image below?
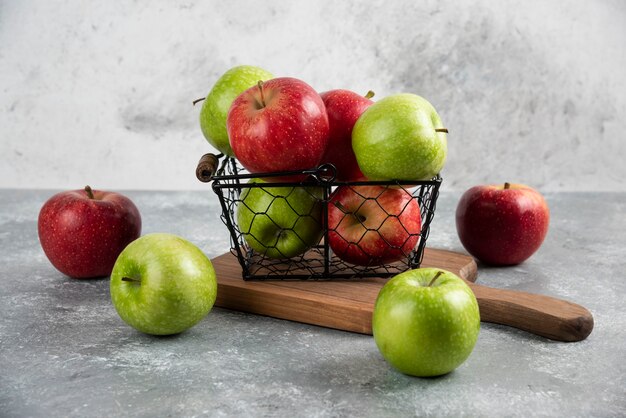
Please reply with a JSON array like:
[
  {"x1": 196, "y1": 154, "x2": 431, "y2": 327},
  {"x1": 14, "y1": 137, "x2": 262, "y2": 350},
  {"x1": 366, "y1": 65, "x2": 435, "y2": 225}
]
[
  {"x1": 211, "y1": 248, "x2": 593, "y2": 341},
  {"x1": 469, "y1": 284, "x2": 594, "y2": 342}
]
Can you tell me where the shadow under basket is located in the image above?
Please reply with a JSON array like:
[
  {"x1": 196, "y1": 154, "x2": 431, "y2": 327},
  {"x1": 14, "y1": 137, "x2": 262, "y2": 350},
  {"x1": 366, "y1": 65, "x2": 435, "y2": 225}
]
[{"x1": 196, "y1": 153, "x2": 442, "y2": 280}]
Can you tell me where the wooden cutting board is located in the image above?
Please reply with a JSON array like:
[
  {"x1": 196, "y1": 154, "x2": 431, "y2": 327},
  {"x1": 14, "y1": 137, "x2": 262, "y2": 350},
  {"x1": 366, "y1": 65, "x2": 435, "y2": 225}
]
[{"x1": 211, "y1": 248, "x2": 593, "y2": 342}]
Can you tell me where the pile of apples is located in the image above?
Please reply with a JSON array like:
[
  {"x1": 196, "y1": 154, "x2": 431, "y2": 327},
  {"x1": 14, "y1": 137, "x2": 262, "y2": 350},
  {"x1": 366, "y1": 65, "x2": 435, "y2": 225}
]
[
  {"x1": 198, "y1": 65, "x2": 449, "y2": 266},
  {"x1": 35, "y1": 64, "x2": 552, "y2": 379}
]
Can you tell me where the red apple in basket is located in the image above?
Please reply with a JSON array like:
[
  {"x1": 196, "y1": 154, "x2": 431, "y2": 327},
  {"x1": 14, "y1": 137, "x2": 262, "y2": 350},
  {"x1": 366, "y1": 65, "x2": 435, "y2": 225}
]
[
  {"x1": 227, "y1": 77, "x2": 329, "y2": 178},
  {"x1": 455, "y1": 182, "x2": 549, "y2": 265},
  {"x1": 38, "y1": 186, "x2": 142, "y2": 278},
  {"x1": 319, "y1": 89, "x2": 374, "y2": 181},
  {"x1": 328, "y1": 185, "x2": 422, "y2": 266}
]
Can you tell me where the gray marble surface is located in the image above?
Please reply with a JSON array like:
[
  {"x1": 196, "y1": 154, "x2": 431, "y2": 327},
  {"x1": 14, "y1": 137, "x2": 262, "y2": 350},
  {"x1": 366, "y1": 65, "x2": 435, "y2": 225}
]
[{"x1": 1, "y1": 189, "x2": 625, "y2": 417}]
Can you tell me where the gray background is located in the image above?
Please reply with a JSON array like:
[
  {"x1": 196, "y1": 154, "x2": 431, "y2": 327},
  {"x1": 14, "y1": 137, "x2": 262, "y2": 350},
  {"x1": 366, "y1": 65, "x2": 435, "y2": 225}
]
[{"x1": 1, "y1": 0, "x2": 625, "y2": 191}]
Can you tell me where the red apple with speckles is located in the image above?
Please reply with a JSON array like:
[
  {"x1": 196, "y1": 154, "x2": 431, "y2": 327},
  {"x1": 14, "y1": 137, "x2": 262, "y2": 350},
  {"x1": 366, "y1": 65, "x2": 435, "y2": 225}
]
[
  {"x1": 38, "y1": 186, "x2": 142, "y2": 278},
  {"x1": 328, "y1": 185, "x2": 422, "y2": 266},
  {"x1": 455, "y1": 183, "x2": 549, "y2": 265},
  {"x1": 319, "y1": 89, "x2": 374, "y2": 181},
  {"x1": 227, "y1": 77, "x2": 329, "y2": 180}
]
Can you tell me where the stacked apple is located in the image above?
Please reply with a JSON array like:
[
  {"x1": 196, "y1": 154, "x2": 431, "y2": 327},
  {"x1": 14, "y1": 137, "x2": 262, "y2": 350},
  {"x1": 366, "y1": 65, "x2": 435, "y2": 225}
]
[{"x1": 199, "y1": 65, "x2": 448, "y2": 266}]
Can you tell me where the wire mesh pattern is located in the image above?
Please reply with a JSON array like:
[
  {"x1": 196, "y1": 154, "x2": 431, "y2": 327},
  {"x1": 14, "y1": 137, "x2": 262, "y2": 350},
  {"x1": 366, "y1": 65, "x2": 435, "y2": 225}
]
[{"x1": 210, "y1": 156, "x2": 441, "y2": 280}]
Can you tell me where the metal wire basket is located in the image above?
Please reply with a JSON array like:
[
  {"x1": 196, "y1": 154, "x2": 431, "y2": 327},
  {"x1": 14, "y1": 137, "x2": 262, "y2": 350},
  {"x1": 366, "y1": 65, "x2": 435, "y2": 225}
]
[{"x1": 196, "y1": 153, "x2": 442, "y2": 280}]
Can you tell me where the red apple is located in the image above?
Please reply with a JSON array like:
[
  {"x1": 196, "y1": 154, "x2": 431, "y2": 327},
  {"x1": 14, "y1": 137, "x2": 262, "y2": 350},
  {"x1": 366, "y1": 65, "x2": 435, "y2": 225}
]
[
  {"x1": 227, "y1": 77, "x2": 329, "y2": 177},
  {"x1": 455, "y1": 182, "x2": 549, "y2": 265},
  {"x1": 38, "y1": 186, "x2": 142, "y2": 278},
  {"x1": 319, "y1": 89, "x2": 374, "y2": 181},
  {"x1": 328, "y1": 185, "x2": 422, "y2": 266}
]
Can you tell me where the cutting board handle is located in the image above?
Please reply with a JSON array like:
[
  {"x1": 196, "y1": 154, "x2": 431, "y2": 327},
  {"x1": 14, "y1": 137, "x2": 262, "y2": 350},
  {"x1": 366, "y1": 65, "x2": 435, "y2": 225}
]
[{"x1": 469, "y1": 283, "x2": 594, "y2": 342}]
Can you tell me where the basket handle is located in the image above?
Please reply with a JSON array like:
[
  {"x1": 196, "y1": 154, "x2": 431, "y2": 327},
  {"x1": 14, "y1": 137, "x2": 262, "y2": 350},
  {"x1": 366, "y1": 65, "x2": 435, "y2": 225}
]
[{"x1": 196, "y1": 153, "x2": 220, "y2": 182}]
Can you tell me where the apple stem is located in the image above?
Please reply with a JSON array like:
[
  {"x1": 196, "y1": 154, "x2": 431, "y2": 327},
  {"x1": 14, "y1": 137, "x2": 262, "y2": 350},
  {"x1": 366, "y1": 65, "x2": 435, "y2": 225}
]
[
  {"x1": 365, "y1": 90, "x2": 375, "y2": 99},
  {"x1": 192, "y1": 97, "x2": 205, "y2": 106},
  {"x1": 333, "y1": 201, "x2": 349, "y2": 214},
  {"x1": 121, "y1": 277, "x2": 141, "y2": 284},
  {"x1": 435, "y1": 128, "x2": 449, "y2": 133},
  {"x1": 504, "y1": 182, "x2": 511, "y2": 190},
  {"x1": 333, "y1": 201, "x2": 366, "y2": 223},
  {"x1": 84, "y1": 185, "x2": 95, "y2": 199},
  {"x1": 257, "y1": 80, "x2": 266, "y2": 107},
  {"x1": 428, "y1": 271, "x2": 444, "y2": 287}
]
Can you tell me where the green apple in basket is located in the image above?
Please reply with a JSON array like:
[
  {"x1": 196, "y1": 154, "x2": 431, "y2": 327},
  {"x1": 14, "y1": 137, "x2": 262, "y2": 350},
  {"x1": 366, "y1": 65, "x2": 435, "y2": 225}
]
[
  {"x1": 198, "y1": 65, "x2": 273, "y2": 156},
  {"x1": 352, "y1": 93, "x2": 448, "y2": 181},
  {"x1": 237, "y1": 179, "x2": 324, "y2": 259}
]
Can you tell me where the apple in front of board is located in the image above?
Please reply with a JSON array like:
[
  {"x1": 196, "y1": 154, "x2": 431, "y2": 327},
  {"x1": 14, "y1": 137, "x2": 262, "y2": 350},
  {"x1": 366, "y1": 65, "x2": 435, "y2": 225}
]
[
  {"x1": 352, "y1": 93, "x2": 448, "y2": 181},
  {"x1": 199, "y1": 65, "x2": 274, "y2": 157},
  {"x1": 38, "y1": 186, "x2": 141, "y2": 279},
  {"x1": 455, "y1": 183, "x2": 550, "y2": 265},
  {"x1": 373, "y1": 268, "x2": 480, "y2": 377},
  {"x1": 110, "y1": 233, "x2": 217, "y2": 335},
  {"x1": 327, "y1": 185, "x2": 422, "y2": 266},
  {"x1": 319, "y1": 89, "x2": 374, "y2": 181},
  {"x1": 237, "y1": 179, "x2": 324, "y2": 259},
  {"x1": 227, "y1": 77, "x2": 329, "y2": 178}
]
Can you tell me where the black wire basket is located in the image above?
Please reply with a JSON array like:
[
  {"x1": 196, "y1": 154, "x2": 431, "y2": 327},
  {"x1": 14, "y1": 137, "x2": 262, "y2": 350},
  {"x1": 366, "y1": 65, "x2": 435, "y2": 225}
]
[{"x1": 196, "y1": 153, "x2": 442, "y2": 280}]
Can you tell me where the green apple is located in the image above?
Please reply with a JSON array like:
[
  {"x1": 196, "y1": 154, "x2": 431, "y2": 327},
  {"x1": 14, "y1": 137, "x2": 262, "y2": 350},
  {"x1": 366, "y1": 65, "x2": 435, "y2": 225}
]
[
  {"x1": 372, "y1": 268, "x2": 480, "y2": 377},
  {"x1": 352, "y1": 93, "x2": 448, "y2": 181},
  {"x1": 110, "y1": 233, "x2": 217, "y2": 335},
  {"x1": 199, "y1": 65, "x2": 273, "y2": 156},
  {"x1": 237, "y1": 179, "x2": 323, "y2": 259}
]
